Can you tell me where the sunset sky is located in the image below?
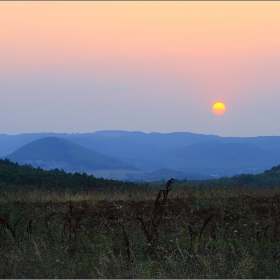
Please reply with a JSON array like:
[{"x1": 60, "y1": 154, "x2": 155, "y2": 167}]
[{"x1": 1, "y1": 1, "x2": 280, "y2": 136}]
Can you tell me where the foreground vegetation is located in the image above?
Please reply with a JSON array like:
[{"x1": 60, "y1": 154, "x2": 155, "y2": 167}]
[
  {"x1": 1, "y1": 181, "x2": 280, "y2": 278},
  {"x1": 1, "y1": 159, "x2": 280, "y2": 278}
]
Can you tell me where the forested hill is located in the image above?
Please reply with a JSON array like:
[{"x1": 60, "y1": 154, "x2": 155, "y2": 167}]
[
  {"x1": 230, "y1": 164, "x2": 280, "y2": 187},
  {"x1": 0, "y1": 158, "x2": 136, "y2": 191},
  {"x1": 187, "y1": 164, "x2": 280, "y2": 188},
  {"x1": 2, "y1": 157, "x2": 280, "y2": 192}
]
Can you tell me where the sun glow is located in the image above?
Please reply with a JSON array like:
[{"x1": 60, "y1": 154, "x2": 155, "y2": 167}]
[{"x1": 212, "y1": 102, "x2": 226, "y2": 115}]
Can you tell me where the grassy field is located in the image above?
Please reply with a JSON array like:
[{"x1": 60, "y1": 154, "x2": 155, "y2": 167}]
[{"x1": 1, "y1": 181, "x2": 280, "y2": 278}]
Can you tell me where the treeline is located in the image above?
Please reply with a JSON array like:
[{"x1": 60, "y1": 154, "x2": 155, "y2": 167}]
[
  {"x1": 186, "y1": 164, "x2": 280, "y2": 189},
  {"x1": 230, "y1": 165, "x2": 280, "y2": 187},
  {"x1": 1, "y1": 158, "x2": 280, "y2": 192},
  {"x1": 0, "y1": 158, "x2": 137, "y2": 192}
]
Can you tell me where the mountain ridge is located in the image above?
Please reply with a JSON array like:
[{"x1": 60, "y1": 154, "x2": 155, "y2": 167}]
[{"x1": 1, "y1": 131, "x2": 280, "y2": 180}]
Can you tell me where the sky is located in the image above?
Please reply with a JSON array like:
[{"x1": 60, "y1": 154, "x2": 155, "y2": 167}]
[{"x1": 1, "y1": 1, "x2": 280, "y2": 137}]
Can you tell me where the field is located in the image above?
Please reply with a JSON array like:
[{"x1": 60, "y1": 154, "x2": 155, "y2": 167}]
[{"x1": 1, "y1": 181, "x2": 280, "y2": 278}]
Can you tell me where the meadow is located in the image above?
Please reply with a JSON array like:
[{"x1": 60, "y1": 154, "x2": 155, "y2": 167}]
[{"x1": 1, "y1": 179, "x2": 280, "y2": 278}]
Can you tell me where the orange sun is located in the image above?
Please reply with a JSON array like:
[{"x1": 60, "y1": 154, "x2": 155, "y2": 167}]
[{"x1": 212, "y1": 102, "x2": 226, "y2": 115}]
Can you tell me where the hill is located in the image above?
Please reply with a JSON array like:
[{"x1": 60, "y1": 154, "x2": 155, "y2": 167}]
[
  {"x1": 3, "y1": 137, "x2": 137, "y2": 173},
  {"x1": 1, "y1": 131, "x2": 280, "y2": 179},
  {"x1": 0, "y1": 158, "x2": 136, "y2": 191},
  {"x1": 157, "y1": 142, "x2": 280, "y2": 176}
]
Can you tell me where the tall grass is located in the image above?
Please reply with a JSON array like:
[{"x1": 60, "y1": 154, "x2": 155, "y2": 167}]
[{"x1": 0, "y1": 182, "x2": 280, "y2": 278}]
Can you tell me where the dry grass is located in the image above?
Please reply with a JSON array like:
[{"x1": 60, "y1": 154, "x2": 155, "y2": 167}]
[{"x1": 1, "y1": 182, "x2": 280, "y2": 278}]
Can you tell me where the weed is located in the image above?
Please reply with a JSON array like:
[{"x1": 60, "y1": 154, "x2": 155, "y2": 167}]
[
  {"x1": 0, "y1": 217, "x2": 16, "y2": 239},
  {"x1": 137, "y1": 178, "x2": 174, "y2": 253}
]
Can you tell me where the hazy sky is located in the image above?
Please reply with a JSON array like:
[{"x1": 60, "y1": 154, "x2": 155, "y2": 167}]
[{"x1": 1, "y1": 1, "x2": 280, "y2": 137}]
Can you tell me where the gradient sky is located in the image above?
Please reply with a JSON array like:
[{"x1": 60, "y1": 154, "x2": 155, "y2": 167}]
[{"x1": 1, "y1": 1, "x2": 280, "y2": 137}]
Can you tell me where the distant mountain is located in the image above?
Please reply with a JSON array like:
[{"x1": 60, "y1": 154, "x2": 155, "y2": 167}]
[
  {"x1": 3, "y1": 137, "x2": 137, "y2": 173},
  {"x1": 156, "y1": 142, "x2": 280, "y2": 176},
  {"x1": 1, "y1": 131, "x2": 280, "y2": 179}
]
